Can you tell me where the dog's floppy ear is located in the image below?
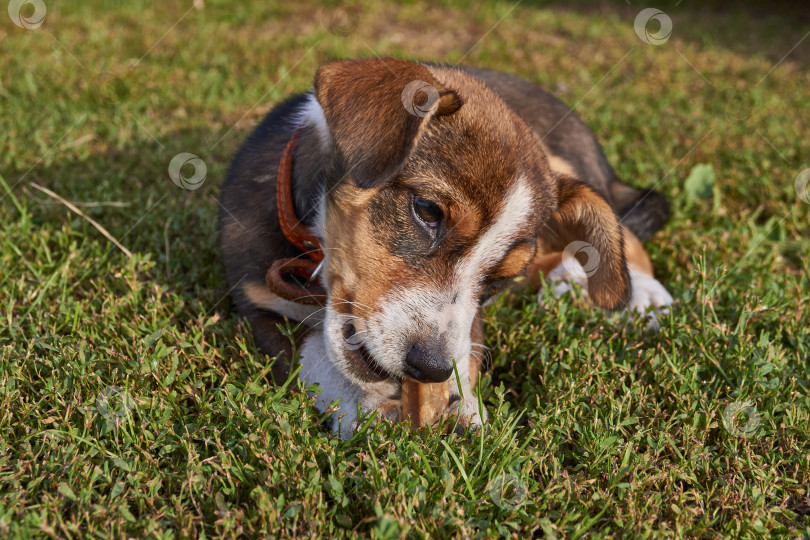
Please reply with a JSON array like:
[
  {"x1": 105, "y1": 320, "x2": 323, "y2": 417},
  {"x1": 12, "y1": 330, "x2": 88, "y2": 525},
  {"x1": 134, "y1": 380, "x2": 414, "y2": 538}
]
[
  {"x1": 314, "y1": 58, "x2": 462, "y2": 188},
  {"x1": 543, "y1": 175, "x2": 631, "y2": 310}
]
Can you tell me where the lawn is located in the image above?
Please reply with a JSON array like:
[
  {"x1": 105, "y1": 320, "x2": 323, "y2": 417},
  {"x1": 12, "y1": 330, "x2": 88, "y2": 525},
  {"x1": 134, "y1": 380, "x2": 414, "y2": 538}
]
[{"x1": 1, "y1": 0, "x2": 809, "y2": 537}]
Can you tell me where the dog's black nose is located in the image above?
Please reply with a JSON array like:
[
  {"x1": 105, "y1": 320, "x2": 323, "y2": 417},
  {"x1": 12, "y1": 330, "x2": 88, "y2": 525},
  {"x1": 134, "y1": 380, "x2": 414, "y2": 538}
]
[{"x1": 404, "y1": 345, "x2": 453, "y2": 383}]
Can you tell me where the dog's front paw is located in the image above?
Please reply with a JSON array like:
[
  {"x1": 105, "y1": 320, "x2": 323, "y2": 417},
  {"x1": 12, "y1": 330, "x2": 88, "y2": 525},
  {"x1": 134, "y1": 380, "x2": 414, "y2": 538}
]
[
  {"x1": 443, "y1": 394, "x2": 487, "y2": 434},
  {"x1": 626, "y1": 265, "x2": 673, "y2": 327},
  {"x1": 538, "y1": 259, "x2": 673, "y2": 327},
  {"x1": 539, "y1": 257, "x2": 589, "y2": 301}
]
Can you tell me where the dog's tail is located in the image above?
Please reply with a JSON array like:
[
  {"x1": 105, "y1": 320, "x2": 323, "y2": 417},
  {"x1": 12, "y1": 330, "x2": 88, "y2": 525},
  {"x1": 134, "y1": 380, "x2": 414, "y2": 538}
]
[{"x1": 610, "y1": 182, "x2": 670, "y2": 242}]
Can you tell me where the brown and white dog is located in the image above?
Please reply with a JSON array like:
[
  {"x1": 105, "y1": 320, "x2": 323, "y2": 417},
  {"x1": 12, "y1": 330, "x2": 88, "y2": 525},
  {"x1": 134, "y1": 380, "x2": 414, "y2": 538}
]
[{"x1": 218, "y1": 58, "x2": 673, "y2": 438}]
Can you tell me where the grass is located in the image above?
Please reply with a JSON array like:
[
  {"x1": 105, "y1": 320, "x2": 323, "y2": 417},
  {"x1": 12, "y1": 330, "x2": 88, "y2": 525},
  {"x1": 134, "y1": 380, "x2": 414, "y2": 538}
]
[{"x1": 1, "y1": 0, "x2": 809, "y2": 536}]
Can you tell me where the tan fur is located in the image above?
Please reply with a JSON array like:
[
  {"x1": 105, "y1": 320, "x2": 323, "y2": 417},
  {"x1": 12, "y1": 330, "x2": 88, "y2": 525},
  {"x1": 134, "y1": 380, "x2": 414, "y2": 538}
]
[
  {"x1": 315, "y1": 59, "x2": 463, "y2": 188},
  {"x1": 322, "y1": 183, "x2": 397, "y2": 315},
  {"x1": 243, "y1": 281, "x2": 283, "y2": 309},
  {"x1": 450, "y1": 202, "x2": 483, "y2": 241},
  {"x1": 242, "y1": 282, "x2": 319, "y2": 323},
  {"x1": 534, "y1": 135, "x2": 578, "y2": 178},
  {"x1": 526, "y1": 250, "x2": 564, "y2": 283},
  {"x1": 623, "y1": 226, "x2": 654, "y2": 275},
  {"x1": 320, "y1": 62, "x2": 554, "y2": 342},
  {"x1": 494, "y1": 242, "x2": 536, "y2": 279}
]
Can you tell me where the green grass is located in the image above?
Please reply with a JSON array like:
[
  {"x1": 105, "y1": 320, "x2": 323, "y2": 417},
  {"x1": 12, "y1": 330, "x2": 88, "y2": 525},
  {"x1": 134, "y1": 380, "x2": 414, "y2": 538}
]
[{"x1": 1, "y1": 0, "x2": 809, "y2": 537}]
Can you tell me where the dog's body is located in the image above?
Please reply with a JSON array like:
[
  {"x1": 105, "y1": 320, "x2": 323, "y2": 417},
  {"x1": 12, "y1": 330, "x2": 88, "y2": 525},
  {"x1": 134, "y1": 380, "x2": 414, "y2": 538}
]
[{"x1": 218, "y1": 59, "x2": 672, "y2": 438}]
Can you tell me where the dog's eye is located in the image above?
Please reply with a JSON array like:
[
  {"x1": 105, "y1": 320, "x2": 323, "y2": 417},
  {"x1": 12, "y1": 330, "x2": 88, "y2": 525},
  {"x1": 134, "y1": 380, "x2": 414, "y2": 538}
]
[{"x1": 412, "y1": 196, "x2": 443, "y2": 229}]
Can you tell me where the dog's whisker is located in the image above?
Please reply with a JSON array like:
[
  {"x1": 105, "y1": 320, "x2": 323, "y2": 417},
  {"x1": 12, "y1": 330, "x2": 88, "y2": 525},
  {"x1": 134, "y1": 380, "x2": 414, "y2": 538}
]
[
  {"x1": 328, "y1": 295, "x2": 375, "y2": 310},
  {"x1": 327, "y1": 297, "x2": 375, "y2": 315},
  {"x1": 328, "y1": 300, "x2": 373, "y2": 314},
  {"x1": 279, "y1": 246, "x2": 341, "y2": 264},
  {"x1": 293, "y1": 306, "x2": 370, "y2": 332},
  {"x1": 292, "y1": 306, "x2": 331, "y2": 329}
]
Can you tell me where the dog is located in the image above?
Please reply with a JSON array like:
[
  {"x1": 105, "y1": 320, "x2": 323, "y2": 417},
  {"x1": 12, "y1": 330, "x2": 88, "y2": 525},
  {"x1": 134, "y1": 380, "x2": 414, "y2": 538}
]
[{"x1": 218, "y1": 58, "x2": 673, "y2": 438}]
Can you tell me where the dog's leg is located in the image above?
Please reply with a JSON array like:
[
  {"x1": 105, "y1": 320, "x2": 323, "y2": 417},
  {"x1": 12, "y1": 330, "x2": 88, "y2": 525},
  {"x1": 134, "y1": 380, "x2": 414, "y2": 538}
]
[{"x1": 525, "y1": 226, "x2": 673, "y2": 325}]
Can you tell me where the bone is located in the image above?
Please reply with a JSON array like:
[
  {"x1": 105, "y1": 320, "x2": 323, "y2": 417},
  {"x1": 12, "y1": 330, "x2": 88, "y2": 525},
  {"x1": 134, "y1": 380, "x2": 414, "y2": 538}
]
[{"x1": 400, "y1": 379, "x2": 450, "y2": 429}]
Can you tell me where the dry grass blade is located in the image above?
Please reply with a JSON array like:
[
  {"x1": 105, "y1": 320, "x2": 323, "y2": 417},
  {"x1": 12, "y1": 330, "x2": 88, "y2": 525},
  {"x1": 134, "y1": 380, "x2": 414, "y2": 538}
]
[{"x1": 30, "y1": 182, "x2": 133, "y2": 258}]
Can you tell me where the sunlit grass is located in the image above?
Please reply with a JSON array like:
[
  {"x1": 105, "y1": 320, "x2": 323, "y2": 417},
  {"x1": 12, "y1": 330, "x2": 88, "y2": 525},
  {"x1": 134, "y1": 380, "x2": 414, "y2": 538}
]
[{"x1": 1, "y1": 0, "x2": 808, "y2": 536}]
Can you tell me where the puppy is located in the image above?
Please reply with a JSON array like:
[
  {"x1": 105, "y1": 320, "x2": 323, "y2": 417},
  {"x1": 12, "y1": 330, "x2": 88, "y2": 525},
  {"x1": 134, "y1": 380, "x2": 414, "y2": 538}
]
[{"x1": 218, "y1": 58, "x2": 672, "y2": 438}]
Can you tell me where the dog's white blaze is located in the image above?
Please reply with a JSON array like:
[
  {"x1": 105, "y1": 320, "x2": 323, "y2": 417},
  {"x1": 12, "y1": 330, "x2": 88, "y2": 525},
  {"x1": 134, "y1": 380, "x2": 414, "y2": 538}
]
[
  {"x1": 445, "y1": 176, "x2": 535, "y2": 359},
  {"x1": 454, "y1": 177, "x2": 535, "y2": 287}
]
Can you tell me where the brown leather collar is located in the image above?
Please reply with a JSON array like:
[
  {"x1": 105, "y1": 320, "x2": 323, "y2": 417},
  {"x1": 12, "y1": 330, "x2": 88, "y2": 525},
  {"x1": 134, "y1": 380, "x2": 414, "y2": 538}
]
[{"x1": 265, "y1": 129, "x2": 327, "y2": 306}]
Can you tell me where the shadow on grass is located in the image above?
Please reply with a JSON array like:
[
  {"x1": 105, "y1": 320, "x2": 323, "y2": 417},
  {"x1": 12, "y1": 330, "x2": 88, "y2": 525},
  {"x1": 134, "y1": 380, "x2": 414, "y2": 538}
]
[
  {"x1": 514, "y1": 0, "x2": 810, "y2": 70},
  {"x1": 4, "y1": 127, "x2": 238, "y2": 310}
]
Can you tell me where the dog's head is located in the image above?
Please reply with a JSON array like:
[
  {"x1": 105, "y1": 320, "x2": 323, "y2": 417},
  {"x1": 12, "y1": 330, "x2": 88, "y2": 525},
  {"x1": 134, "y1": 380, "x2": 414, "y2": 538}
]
[{"x1": 307, "y1": 58, "x2": 629, "y2": 386}]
